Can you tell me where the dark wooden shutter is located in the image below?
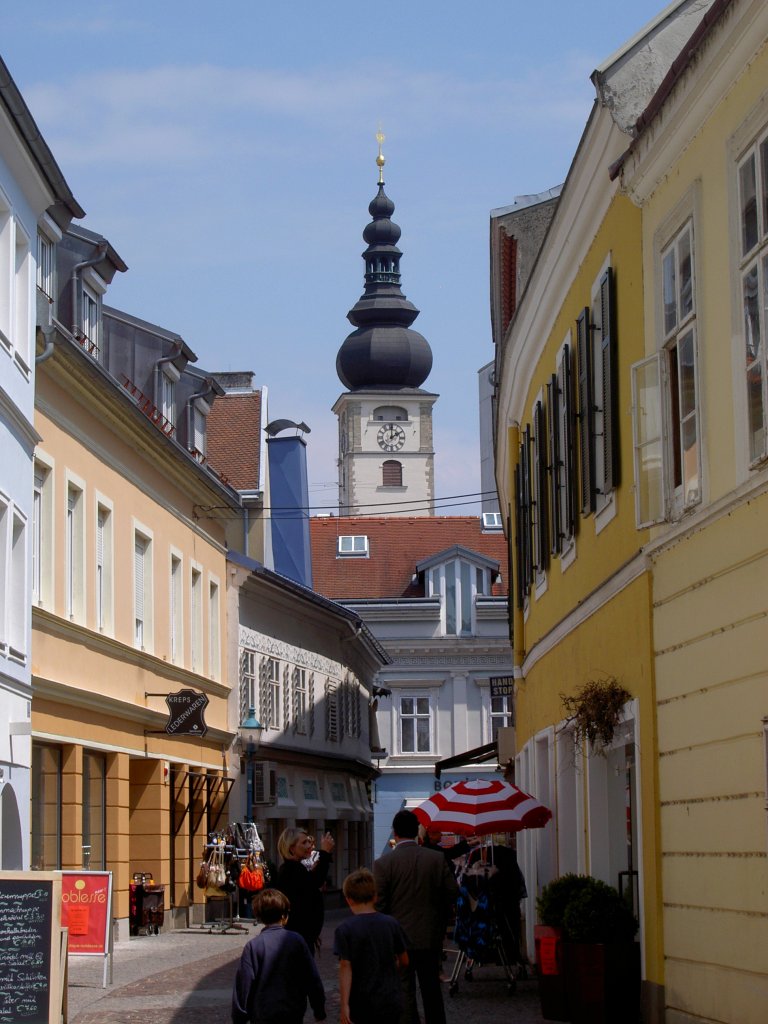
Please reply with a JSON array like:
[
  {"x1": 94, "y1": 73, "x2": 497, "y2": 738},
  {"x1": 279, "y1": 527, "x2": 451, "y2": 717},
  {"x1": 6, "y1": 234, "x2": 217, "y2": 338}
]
[
  {"x1": 534, "y1": 401, "x2": 549, "y2": 571},
  {"x1": 521, "y1": 427, "x2": 533, "y2": 591},
  {"x1": 513, "y1": 464, "x2": 525, "y2": 609},
  {"x1": 547, "y1": 374, "x2": 561, "y2": 556},
  {"x1": 577, "y1": 307, "x2": 596, "y2": 515},
  {"x1": 600, "y1": 266, "x2": 620, "y2": 492},
  {"x1": 561, "y1": 343, "x2": 577, "y2": 540},
  {"x1": 506, "y1": 505, "x2": 514, "y2": 644},
  {"x1": 382, "y1": 459, "x2": 402, "y2": 486}
]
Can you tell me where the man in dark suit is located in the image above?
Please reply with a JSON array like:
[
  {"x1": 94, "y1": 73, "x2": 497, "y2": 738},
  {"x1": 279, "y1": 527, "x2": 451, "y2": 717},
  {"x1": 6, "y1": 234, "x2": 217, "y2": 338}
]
[{"x1": 373, "y1": 810, "x2": 459, "y2": 1024}]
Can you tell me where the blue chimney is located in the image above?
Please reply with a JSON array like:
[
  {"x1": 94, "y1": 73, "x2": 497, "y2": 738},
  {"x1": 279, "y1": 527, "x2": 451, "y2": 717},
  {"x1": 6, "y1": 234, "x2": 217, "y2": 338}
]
[{"x1": 266, "y1": 424, "x2": 312, "y2": 588}]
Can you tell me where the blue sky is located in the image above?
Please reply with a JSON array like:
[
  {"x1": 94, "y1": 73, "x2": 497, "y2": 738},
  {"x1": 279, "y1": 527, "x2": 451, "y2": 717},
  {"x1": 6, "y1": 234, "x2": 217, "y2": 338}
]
[{"x1": 4, "y1": 1, "x2": 667, "y2": 511}]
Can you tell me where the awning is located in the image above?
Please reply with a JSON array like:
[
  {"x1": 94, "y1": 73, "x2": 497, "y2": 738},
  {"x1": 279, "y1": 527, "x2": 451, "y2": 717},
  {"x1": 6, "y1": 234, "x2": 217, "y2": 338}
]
[{"x1": 434, "y1": 741, "x2": 498, "y2": 779}]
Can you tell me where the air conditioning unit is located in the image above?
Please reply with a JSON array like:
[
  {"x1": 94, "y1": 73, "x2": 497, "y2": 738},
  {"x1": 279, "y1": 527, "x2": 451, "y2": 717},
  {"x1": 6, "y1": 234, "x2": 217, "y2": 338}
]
[{"x1": 252, "y1": 761, "x2": 277, "y2": 806}]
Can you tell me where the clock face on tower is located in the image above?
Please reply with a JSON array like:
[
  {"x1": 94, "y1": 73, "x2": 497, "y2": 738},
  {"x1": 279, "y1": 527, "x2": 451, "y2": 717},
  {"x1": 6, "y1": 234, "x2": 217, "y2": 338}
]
[{"x1": 377, "y1": 423, "x2": 406, "y2": 452}]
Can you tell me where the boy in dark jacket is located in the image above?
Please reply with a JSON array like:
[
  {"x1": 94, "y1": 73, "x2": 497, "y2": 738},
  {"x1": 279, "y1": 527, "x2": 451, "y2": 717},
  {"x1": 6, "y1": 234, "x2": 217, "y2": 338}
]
[
  {"x1": 333, "y1": 869, "x2": 408, "y2": 1024},
  {"x1": 232, "y1": 889, "x2": 326, "y2": 1024}
]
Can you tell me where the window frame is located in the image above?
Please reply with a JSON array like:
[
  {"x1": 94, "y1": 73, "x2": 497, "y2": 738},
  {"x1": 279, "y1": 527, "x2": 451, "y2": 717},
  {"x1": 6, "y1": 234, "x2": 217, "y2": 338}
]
[
  {"x1": 660, "y1": 221, "x2": 701, "y2": 514},
  {"x1": 337, "y1": 534, "x2": 369, "y2": 557},
  {"x1": 398, "y1": 693, "x2": 433, "y2": 754},
  {"x1": 577, "y1": 260, "x2": 619, "y2": 527},
  {"x1": 382, "y1": 459, "x2": 403, "y2": 487},
  {"x1": 550, "y1": 337, "x2": 577, "y2": 564},
  {"x1": 66, "y1": 476, "x2": 86, "y2": 623},
  {"x1": 631, "y1": 213, "x2": 702, "y2": 526},
  {"x1": 32, "y1": 454, "x2": 54, "y2": 608},
  {"x1": 208, "y1": 575, "x2": 220, "y2": 680},
  {"x1": 169, "y1": 550, "x2": 183, "y2": 664},
  {"x1": 94, "y1": 495, "x2": 113, "y2": 634},
  {"x1": 736, "y1": 124, "x2": 768, "y2": 465},
  {"x1": 293, "y1": 667, "x2": 309, "y2": 735},
  {"x1": 36, "y1": 212, "x2": 62, "y2": 308},
  {"x1": 266, "y1": 657, "x2": 281, "y2": 731},
  {"x1": 489, "y1": 693, "x2": 514, "y2": 743},
  {"x1": 190, "y1": 563, "x2": 203, "y2": 671},
  {"x1": 133, "y1": 523, "x2": 153, "y2": 652}
]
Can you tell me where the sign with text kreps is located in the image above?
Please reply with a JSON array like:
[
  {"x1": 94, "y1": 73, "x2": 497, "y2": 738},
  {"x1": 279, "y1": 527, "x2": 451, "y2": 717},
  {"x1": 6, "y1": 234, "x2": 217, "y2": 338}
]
[{"x1": 165, "y1": 689, "x2": 209, "y2": 737}]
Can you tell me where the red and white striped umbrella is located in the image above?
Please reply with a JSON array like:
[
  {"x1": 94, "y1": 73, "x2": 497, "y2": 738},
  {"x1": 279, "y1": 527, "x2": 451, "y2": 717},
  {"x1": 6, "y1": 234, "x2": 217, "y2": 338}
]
[{"x1": 414, "y1": 778, "x2": 552, "y2": 836}]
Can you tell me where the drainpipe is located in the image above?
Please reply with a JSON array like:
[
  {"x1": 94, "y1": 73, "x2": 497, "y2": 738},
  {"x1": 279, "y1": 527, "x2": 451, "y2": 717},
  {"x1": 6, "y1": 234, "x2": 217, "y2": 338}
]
[
  {"x1": 36, "y1": 315, "x2": 56, "y2": 365},
  {"x1": 71, "y1": 240, "x2": 108, "y2": 340}
]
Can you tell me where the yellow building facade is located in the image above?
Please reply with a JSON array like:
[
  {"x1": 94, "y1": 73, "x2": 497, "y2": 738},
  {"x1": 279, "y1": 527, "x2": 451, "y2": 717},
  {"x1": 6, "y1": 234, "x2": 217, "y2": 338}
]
[
  {"x1": 32, "y1": 326, "x2": 238, "y2": 936},
  {"x1": 493, "y1": 74, "x2": 664, "y2": 1024},
  {"x1": 616, "y1": 2, "x2": 768, "y2": 1019},
  {"x1": 489, "y1": 8, "x2": 726, "y2": 1019}
]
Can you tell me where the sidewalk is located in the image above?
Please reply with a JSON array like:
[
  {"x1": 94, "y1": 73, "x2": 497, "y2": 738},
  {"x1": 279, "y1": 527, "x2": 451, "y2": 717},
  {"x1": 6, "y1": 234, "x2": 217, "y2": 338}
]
[{"x1": 67, "y1": 908, "x2": 548, "y2": 1023}]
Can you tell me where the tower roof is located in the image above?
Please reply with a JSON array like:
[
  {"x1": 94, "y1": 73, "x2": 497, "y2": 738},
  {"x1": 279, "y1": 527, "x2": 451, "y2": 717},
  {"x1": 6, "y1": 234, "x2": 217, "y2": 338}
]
[{"x1": 336, "y1": 137, "x2": 432, "y2": 391}]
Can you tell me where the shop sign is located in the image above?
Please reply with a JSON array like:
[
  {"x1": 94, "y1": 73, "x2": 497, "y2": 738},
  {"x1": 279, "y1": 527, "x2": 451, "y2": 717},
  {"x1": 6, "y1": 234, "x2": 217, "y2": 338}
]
[
  {"x1": 61, "y1": 871, "x2": 112, "y2": 956},
  {"x1": 490, "y1": 675, "x2": 514, "y2": 698},
  {"x1": 165, "y1": 689, "x2": 209, "y2": 737}
]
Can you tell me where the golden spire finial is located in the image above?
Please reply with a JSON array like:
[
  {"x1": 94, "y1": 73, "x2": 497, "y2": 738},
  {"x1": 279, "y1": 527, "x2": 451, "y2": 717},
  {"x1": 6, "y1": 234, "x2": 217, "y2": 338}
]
[{"x1": 376, "y1": 126, "x2": 386, "y2": 184}]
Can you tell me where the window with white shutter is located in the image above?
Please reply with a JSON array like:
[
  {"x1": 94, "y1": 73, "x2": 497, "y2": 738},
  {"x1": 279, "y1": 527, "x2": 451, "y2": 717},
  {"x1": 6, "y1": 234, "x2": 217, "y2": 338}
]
[
  {"x1": 170, "y1": 554, "x2": 182, "y2": 662},
  {"x1": 133, "y1": 527, "x2": 153, "y2": 650},
  {"x1": 190, "y1": 567, "x2": 202, "y2": 670},
  {"x1": 630, "y1": 220, "x2": 700, "y2": 525},
  {"x1": 95, "y1": 504, "x2": 112, "y2": 632},
  {"x1": 66, "y1": 483, "x2": 84, "y2": 621},
  {"x1": 134, "y1": 535, "x2": 146, "y2": 647},
  {"x1": 208, "y1": 579, "x2": 220, "y2": 680}
]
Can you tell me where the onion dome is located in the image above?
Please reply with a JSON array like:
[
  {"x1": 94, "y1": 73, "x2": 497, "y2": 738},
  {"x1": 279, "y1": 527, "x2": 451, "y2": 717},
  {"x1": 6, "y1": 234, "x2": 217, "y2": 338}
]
[{"x1": 336, "y1": 133, "x2": 432, "y2": 391}]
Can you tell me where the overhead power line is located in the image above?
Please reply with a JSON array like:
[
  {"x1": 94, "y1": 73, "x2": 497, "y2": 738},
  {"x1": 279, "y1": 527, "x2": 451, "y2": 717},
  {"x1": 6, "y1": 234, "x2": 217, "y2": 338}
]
[{"x1": 193, "y1": 489, "x2": 501, "y2": 521}]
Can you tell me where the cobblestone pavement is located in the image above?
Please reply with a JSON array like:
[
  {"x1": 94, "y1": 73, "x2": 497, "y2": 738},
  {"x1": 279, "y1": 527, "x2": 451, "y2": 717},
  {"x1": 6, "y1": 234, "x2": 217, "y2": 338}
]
[{"x1": 67, "y1": 909, "x2": 547, "y2": 1023}]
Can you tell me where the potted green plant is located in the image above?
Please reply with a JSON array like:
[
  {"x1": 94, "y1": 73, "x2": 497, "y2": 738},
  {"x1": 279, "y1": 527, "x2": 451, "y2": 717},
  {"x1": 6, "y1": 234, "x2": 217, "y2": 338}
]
[
  {"x1": 560, "y1": 877, "x2": 639, "y2": 1024},
  {"x1": 535, "y1": 874, "x2": 594, "y2": 1021}
]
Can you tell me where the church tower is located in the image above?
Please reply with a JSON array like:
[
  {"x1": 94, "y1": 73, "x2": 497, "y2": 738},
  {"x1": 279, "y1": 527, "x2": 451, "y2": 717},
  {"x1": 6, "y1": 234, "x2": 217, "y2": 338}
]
[{"x1": 333, "y1": 133, "x2": 437, "y2": 516}]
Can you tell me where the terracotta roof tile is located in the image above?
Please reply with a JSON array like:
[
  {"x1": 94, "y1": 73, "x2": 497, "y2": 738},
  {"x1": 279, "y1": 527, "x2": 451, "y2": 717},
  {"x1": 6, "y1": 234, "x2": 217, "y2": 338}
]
[
  {"x1": 310, "y1": 516, "x2": 509, "y2": 600},
  {"x1": 206, "y1": 391, "x2": 262, "y2": 490}
]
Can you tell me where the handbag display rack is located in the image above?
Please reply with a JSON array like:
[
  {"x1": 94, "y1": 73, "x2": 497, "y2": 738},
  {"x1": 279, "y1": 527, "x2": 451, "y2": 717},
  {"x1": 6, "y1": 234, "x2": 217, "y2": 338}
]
[{"x1": 195, "y1": 838, "x2": 249, "y2": 935}]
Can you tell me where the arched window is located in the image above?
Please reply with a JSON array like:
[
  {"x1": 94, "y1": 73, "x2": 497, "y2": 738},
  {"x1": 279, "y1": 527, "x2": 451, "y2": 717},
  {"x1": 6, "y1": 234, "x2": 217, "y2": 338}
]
[
  {"x1": 382, "y1": 460, "x2": 402, "y2": 486},
  {"x1": 374, "y1": 405, "x2": 408, "y2": 422}
]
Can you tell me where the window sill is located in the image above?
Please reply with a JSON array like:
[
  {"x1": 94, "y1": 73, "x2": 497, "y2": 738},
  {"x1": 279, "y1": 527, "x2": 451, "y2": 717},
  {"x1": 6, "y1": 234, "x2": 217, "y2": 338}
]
[
  {"x1": 594, "y1": 492, "x2": 617, "y2": 535},
  {"x1": 560, "y1": 538, "x2": 576, "y2": 574}
]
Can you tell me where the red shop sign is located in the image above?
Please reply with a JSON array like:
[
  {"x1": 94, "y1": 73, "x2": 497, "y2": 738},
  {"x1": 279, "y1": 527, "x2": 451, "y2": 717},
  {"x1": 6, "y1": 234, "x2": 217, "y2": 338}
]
[{"x1": 61, "y1": 871, "x2": 112, "y2": 956}]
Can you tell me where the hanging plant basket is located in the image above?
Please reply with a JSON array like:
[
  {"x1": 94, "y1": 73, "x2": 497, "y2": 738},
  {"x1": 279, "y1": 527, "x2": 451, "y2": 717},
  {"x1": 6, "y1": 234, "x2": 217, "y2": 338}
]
[{"x1": 560, "y1": 676, "x2": 632, "y2": 754}]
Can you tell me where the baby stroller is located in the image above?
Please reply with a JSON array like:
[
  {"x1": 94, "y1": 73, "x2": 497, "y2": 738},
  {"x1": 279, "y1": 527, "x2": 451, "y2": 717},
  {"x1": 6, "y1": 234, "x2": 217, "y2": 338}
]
[{"x1": 448, "y1": 843, "x2": 525, "y2": 997}]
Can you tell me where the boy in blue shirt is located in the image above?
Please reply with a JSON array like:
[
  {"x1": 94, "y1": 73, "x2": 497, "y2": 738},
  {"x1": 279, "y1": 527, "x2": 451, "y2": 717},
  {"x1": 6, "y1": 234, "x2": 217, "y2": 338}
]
[
  {"x1": 333, "y1": 869, "x2": 409, "y2": 1024},
  {"x1": 232, "y1": 888, "x2": 326, "y2": 1024}
]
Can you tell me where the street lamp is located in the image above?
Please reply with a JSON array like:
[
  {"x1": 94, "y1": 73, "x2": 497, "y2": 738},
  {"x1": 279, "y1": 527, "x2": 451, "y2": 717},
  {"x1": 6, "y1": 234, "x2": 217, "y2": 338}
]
[{"x1": 237, "y1": 707, "x2": 263, "y2": 772}]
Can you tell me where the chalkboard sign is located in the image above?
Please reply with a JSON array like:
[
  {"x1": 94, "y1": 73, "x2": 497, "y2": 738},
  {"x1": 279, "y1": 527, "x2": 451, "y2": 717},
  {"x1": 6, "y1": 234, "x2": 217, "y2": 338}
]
[{"x1": 0, "y1": 872, "x2": 62, "y2": 1024}]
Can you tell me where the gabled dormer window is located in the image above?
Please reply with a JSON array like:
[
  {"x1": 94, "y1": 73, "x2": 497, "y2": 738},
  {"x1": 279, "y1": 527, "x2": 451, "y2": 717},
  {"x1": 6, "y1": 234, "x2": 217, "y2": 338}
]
[
  {"x1": 338, "y1": 535, "x2": 369, "y2": 557},
  {"x1": 426, "y1": 555, "x2": 492, "y2": 637}
]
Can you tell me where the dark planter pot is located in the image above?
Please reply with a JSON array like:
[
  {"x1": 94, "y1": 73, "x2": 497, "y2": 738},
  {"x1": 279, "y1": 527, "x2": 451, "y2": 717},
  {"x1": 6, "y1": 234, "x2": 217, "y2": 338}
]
[
  {"x1": 534, "y1": 925, "x2": 570, "y2": 1022},
  {"x1": 564, "y1": 940, "x2": 641, "y2": 1024}
]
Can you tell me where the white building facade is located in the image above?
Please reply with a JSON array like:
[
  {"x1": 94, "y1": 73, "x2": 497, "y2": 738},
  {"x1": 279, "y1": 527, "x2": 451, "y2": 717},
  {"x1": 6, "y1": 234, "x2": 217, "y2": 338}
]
[{"x1": 0, "y1": 57, "x2": 82, "y2": 868}]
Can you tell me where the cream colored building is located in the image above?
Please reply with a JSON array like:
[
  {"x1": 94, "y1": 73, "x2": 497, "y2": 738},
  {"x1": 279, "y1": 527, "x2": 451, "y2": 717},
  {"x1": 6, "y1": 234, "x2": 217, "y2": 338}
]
[
  {"x1": 613, "y1": 1, "x2": 768, "y2": 1019},
  {"x1": 32, "y1": 231, "x2": 242, "y2": 934}
]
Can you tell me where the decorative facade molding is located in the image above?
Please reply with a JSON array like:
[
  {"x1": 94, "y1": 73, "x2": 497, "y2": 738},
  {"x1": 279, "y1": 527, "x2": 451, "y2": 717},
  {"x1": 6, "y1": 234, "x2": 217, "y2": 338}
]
[{"x1": 239, "y1": 624, "x2": 342, "y2": 679}]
